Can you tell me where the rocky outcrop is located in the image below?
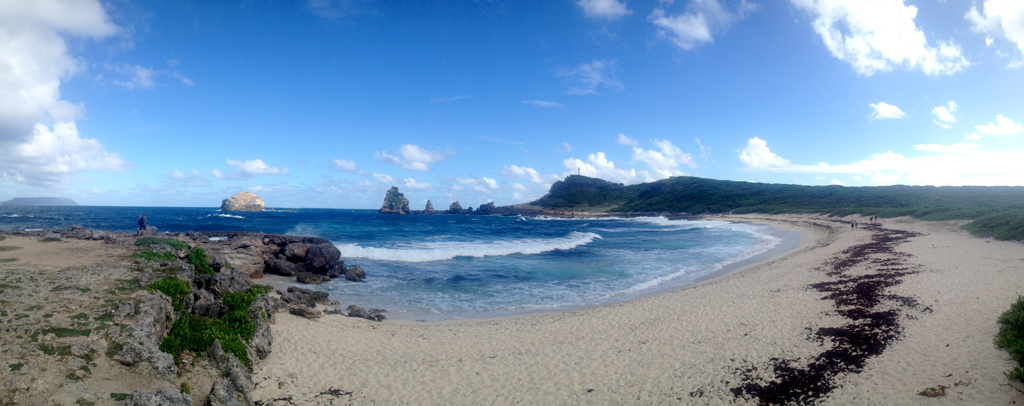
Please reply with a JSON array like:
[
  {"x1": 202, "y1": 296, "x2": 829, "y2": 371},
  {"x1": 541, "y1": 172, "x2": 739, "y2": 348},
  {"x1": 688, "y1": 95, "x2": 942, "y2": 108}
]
[
  {"x1": 475, "y1": 202, "x2": 497, "y2": 215},
  {"x1": 278, "y1": 286, "x2": 329, "y2": 308},
  {"x1": 207, "y1": 340, "x2": 254, "y2": 406},
  {"x1": 296, "y1": 272, "x2": 329, "y2": 284},
  {"x1": 379, "y1": 186, "x2": 411, "y2": 214},
  {"x1": 446, "y1": 201, "x2": 473, "y2": 214},
  {"x1": 346, "y1": 305, "x2": 386, "y2": 322},
  {"x1": 220, "y1": 192, "x2": 265, "y2": 212},
  {"x1": 424, "y1": 200, "x2": 437, "y2": 214},
  {"x1": 289, "y1": 306, "x2": 323, "y2": 319},
  {"x1": 125, "y1": 389, "x2": 194, "y2": 406},
  {"x1": 344, "y1": 265, "x2": 366, "y2": 282}
]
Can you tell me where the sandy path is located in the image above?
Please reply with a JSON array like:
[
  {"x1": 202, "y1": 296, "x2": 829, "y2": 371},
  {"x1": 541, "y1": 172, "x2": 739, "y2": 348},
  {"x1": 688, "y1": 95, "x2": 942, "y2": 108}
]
[{"x1": 251, "y1": 215, "x2": 1024, "y2": 405}]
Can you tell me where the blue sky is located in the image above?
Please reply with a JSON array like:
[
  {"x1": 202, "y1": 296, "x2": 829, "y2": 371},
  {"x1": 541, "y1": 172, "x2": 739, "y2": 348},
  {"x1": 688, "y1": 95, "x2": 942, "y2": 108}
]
[{"x1": 1, "y1": 0, "x2": 1022, "y2": 209}]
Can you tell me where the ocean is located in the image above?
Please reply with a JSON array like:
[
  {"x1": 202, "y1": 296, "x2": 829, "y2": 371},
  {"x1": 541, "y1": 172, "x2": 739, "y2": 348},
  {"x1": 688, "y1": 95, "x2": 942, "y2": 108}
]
[{"x1": 0, "y1": 205, "x2": 789, "y2": 321}]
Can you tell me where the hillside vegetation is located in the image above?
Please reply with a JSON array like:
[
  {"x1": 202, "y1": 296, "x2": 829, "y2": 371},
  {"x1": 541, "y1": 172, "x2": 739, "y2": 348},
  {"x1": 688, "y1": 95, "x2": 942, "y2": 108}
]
[{"x1": 528, "y1": 175, "x2": 1024, "y2": 240}]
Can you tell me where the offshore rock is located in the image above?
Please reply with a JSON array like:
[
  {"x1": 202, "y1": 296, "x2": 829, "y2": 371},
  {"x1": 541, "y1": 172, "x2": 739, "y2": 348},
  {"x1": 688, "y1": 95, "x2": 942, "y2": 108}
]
[
  {"x1": 296, "y1": 272, "x2": 329, "y2": 285},
  {"x1": 424, "y1": 200, "x2": 437, "y2": 214},
  {"x1": 220, "y1": 192, "x2": 265, "y2": 212},
  {"x1": 475, "y1": 202, "x2": 497, "y2": 215},
  {"x1": 344, "y1": 265, "x2": 366, "y2": 282},
  {"x1": 447, "y1": 201, "x2": 472, "y2": 214},
  {"x1": 378, "y1": 186, "x2": 411, "y2": 214}
]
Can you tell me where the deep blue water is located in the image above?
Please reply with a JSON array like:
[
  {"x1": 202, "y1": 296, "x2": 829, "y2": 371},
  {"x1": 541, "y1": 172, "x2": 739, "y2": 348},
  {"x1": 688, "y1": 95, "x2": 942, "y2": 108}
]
[{"x1": 0, "y1": 206, "x2": 782, "y2": 320}]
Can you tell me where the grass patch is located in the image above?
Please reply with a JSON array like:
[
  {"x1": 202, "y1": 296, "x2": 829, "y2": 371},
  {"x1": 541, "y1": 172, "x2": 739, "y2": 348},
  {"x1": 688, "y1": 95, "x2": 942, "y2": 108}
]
[
  {"x1": 75, "y1": 399, "x2": 95, "y2": 406},
  {"x1": 135, "y1": 236, "x2": 187, "y2": 250},
  {"x1": 0, "y1": 283, "x2": 18, "y2": 289},
  {"x1": 7, "y1": 363, "x2": 23, "y2": 372},
  {"x1": 93, "y1": 313, "x2": 114, "y2": 323},
  {"x1": 997, "y1": 296, "x2": 1024, "y2": 382},
  {"x1": 105, "y1": 341, "x2": 123, "y2": 359},
  {"x1": 0, "y1": 258, "x2": 15, "y2": 263},
  {"x1": 69, "y1": 313, "x2": 88, "y2": 320},
  {"x1": 132, "y1": 249, "x2": 177, "y2": 262},
  {"x1": 31, "y1": 327, "x2": 91, "y2": 342},
  {"x1": 65, "y1": 373, "x2": 81, "y2": 381},
  {"x1": 110, "y1": 393, "x2": 129, "y2": 402},
  {"x1": 26, "y1": 305, "x2": 42, "y2": 312},
  {"x1": 0, "y1": 246, "x2": 22, "y2": 252},
  {"x1": 38, "y1": 343, "x2": 72, "y2": 356},
  {"x1": 42, "y1": 314, "x2": 52, "y2": 319},
  {"x1": 159, "y1": 286, "x2": 270, "y2": 367},
  {"x1": 180, "y1": 382, "x2": 191, "y2": 395},
  {"x1": 148, "y1": 277, "x2": 190, "y2": 311},
  {"x1": 114, "y1": 279, "x2": 140, "y2": 293},
  {"x1": 188, "y1": 247, "x2": 214, "y2": 275},
  {"x1": 14, "y1": 314, "x2": 28, "y2": 320}
]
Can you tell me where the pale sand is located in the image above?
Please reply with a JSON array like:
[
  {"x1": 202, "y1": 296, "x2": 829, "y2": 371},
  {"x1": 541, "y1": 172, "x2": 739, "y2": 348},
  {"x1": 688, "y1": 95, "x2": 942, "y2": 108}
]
[{"x1": 252, "y1": 215, "x2": 1024, "y2": 405}]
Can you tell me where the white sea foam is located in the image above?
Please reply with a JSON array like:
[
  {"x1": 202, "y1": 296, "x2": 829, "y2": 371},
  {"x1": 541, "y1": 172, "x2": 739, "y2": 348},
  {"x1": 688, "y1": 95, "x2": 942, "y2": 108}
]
[
  {"x1": 205, "y1": 213, "x2": 244, "y2": 219},
  {"x1": 336, "y1": 231, "x2": 602, "y2": 262}
]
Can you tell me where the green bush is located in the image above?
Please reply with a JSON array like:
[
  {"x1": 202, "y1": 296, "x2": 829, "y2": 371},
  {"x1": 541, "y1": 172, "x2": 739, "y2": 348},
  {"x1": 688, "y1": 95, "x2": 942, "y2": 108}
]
[
  {"x1": 148, "y1": 277, "x2": 191, "y2": 311},
  {"x1": 135, "y1": 237, "x2": 187, "y2": 250},
  {"x1": 159, "y1": 286, "x2": 268, "y2": 367},
  {"x1": 188, "y1": 248, "x2": 214, "y2": 275},
  {"x1": 133, "y1": 249, "x2": 177, "y2": 262},
  {"x1": 997, "y1": 296, "x2": 1024, "y2": 382}
]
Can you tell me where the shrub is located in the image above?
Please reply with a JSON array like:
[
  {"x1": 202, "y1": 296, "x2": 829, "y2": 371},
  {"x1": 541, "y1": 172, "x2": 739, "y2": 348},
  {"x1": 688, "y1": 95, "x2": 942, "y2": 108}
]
[
  {"x1": 147, "y1": 277, "x2": 191, "y2": 311},
  {"x1": 135, "y1": 237, "x2": 187, "y2": 250},
  {"x1": 159, "y1": 286, "x2": 269, "y2": 367},
  {"x1": 996, "y1": 296, "x2": 1024, "y2": 382},
  {"x1": 133, "y1": 249, "x2": 177, "y2": 262},
  {"x1": 188, "y1": 248, "x2": 214, "y2": 275}
]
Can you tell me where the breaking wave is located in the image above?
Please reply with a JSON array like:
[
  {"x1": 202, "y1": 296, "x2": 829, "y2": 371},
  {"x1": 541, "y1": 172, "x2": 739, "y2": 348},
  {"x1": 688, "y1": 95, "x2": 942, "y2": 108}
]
[{"x1": 336, "y1": 231, "x2": 602, "y2": 262}]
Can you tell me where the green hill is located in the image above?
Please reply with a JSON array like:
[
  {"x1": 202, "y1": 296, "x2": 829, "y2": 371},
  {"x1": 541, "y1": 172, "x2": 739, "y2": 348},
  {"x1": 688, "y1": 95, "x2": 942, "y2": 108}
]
[
  {"x1": 526, "y1": 175, "x2": 1024, "y2": 240},
  {"x1": 0, "y1": 197, "x2": 78, "y2": 206}
]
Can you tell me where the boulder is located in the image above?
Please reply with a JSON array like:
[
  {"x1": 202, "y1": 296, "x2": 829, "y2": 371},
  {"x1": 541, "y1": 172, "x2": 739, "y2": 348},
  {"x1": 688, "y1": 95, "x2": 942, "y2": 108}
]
[
  {"x1": 206, "y1": 340, "x2": 254, "y2": 406},
  {"x1": 304, "y1": 243, "x2": 341, "y2": 274},
  {"x1": 279, "y1": 286, "x2": 329, "y2": 307},
  {"x1": 424, "y1": 200, "x2": 437, "y2": 214},
  {"x1": 188, "y1": 289, "x2": 224, "y2": 318},
  {"x1": 344, "y1": 265, "x2": 366, "y2": 282},
  {"x1": 125, "y1": 389, "x2": 193, "y2": 406},
  {"x1": 281, "y1": 243, "x2": 310, "y2": 261},
  {"x1": 264, "y1": 258, "x2": 303, "y2": 276},
  {"x1": 248, "y1": 295, "x2": 283, "y2": 360},
  {"x1": 378, "y1": 186, "x2": 411, "y2": 214},
  {"x1": 289, "y1": 306, "x2": 323, "y2": 319},
  {"x1": 346, "y1": 305, "x2": 386, "y2": 322},
  {"x1": 123, "y1": 292, "x2": 175, "y2": 347},
  {"x1": 113, "y1": 342, "x2": 178, "y2": 379},
  {"x1": 220, "y1": 191, "x2": 265, "y2": 212},
  {"x1": 207, "y1": 269, "x2": 254, "y2": 298},
  {"x1": 296, "y1": 272, "x2": 329, "y2": 284}
]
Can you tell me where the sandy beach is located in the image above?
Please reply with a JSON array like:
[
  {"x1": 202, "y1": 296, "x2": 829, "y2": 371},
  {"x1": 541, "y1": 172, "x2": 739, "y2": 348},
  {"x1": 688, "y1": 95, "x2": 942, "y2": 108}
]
[{"x1": 251, "y1": 214, "x2": 1024, "y2": 405}]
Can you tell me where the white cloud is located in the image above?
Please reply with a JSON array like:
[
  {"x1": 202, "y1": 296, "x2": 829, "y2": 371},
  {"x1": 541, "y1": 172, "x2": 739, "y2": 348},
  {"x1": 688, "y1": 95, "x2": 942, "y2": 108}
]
[
  {"x1": 371, "y1": 173, "x2": 395, "y2": 184},
  {"x1": 375, "y1": 144, "x2": 447, "y2": 171},
  {"x1": 739, "y1": 137, "x2": 1024, "y2": 186},
  {"x1": 562, "y1": 142, "x2": 576, "y2": 153},
  {"x1": 456, "y1": 176, "x2": 501, "y2": 193},
  {"x1": 869, "y1": 102, "x2": 906, "y2": 120},
  {"x1": 561, "y1": 59, "x2": 624, "y2": 95},
  {"x1": 577, "y1": 0, "x2": 632, "y2": 20},
  {"x1": 1, "y1": 121, "x2": 127, "y2": 186},
  {"x1": 563, "y1": 152, "x2": 657, "y2": 184},
  {"x1": 792, "y1": 0, "x2": 969, "y2": 76},
  {"x1": 331, "y1": 158, "x2": 359, "y2": 172},
  {"x1": 481, "y1": 177, "x2": 499, "y2": 190},
  {"x1": 831, "y1": 179, "x2": 845, "y2": 186},
  {"x1": 214, "y1": 158, "x2": 290, "y2": 180},
  {"x1": 523, "y1": 100, "x2": 565, "y2": 108},
  {"x1": 501, "y1": 165, "x2": 560, "y2": 184},
  {"x1": 403, "y1": 178, "x2": 431, "y2": 190},
  {"x1": 695, "y1": 138, "x2": 711, "y2": 160},
  {"x1": 616, "y1": 133, "x2": 638, "y2": 146},
  {"x1": 739, "y1": 137, "x2": 791, "y2": 169},
  {"x1": 649, "y1": 0, "x2": 757, "y2": 50},
  {"x1": 510, "y1": 183, "x2": 527, "y2": 191},
  {"x1": 931, "y1": 101, "x2": 957, "y2": 128},
  {"x1": 430, "y1": 95, "x2": 470, "y2": 103},
  {"x1": 168, "y1": 169, "x2": 207, "y2": 187},
  {"x1": 631, "y1": 139, "x2": 697, "y2": 178},
  {"x1": 112, "y1": 64, "x2": 155, "y2": 89},
  {"x1": 966, "y1": 0, "x2": 1024, "y2": 67},
  {"x1": 975, "y1": 115, "x2": 1023, "y2": 137}
]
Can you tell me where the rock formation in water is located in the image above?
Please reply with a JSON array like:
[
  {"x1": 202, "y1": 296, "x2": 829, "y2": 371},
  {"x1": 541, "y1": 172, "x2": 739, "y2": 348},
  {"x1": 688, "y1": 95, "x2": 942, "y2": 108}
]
[
  {"x1": 475, "y1": 202, "x2": 497, "y2": 215},
  {"x1": 379, "y1": 186, "x2": 411, "y2": 214},
  {"x1": 423, "y1": 200, "x2": 437, "y2": 214},
  {"x1": 220, "y1": 192, "x2": 265, "y2": 212},
  {"x1": 446, "y1": 201, "x2": 470, "y2": 214}
]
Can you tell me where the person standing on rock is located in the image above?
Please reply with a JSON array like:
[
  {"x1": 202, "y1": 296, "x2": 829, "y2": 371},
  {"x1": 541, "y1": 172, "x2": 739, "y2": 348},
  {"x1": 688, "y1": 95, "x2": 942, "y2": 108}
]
[{"x1": 137, "y1": 213, "x2": 147, "y2": 237}]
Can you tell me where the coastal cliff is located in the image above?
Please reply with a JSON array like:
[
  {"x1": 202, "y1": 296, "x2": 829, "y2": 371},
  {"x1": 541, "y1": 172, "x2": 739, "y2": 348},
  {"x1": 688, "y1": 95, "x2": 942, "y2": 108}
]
[
  {"x1": 0, "y1": 197, "x2": 78, "y2": 206},
  {"x1": 220, "y1": 192, "x2": 265, "y2": 212}
]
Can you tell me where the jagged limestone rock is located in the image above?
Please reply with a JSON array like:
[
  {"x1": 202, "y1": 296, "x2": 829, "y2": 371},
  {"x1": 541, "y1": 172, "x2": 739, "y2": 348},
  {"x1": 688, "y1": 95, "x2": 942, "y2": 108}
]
[
  {"x1": 220, "y1": 192, "x2": 265, "y2": 212},
  {"x1": 378, "y1": 186, "x2": 411, "y2": 214}
]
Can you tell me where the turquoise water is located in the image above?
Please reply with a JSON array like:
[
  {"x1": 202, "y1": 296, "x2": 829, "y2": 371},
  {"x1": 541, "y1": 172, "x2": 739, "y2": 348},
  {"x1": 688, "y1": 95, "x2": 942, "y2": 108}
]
[{"x1": 0, "y1": 206, "x2": 781, "y2": 320}]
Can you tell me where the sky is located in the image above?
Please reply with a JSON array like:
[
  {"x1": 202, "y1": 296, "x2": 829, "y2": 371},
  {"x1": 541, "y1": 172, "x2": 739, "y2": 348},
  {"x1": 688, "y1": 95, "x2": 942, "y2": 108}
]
[{"x1": 0, "y1": 0, "x2": 1023, "y2": 209}]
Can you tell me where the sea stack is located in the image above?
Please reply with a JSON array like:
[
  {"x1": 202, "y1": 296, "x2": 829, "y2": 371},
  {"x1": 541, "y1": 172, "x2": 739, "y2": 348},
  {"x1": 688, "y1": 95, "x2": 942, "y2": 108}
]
[
  {"x1": 220, "y1": 191, "x2": 265, "y2": 211},
  {"x1": 424, "y1": 200, "x2": 437, "y2": 214},
  {"x1": 446, "y1": 201, "x2": 469, "y2": 214},
  {"x1": 379, "y1": 186, "x2": 411, "y2": 214}
]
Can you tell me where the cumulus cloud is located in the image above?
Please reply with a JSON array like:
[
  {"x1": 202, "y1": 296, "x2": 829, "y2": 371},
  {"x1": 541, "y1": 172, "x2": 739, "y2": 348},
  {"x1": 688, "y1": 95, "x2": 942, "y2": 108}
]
[
  {"x1": 564, "y1": 152, "x2": 649, "y2": 184},
  {"x1": 739, "y1": 137, "x2": 1024, "y2": 186},
  {"x1": 523, "y1": 100, "x2": 566, "y2": 108},
  {"x1": 112, "y1": 64, "x2": 155, "y2": 89},
  {"x1": 975, "y1": 115, "x2": 1024, "y2": 137},
  {"x1": 371, "y1": 172, "x2": 395, "y2": 183},
  {"x1": 1, "y1": 121, "x2": 127, "y2": 186},
  {"x1": 561, "y1": 59, "x2": 624, "y2": 95},
  {"x1": 168, "y1": 169, "x2": 208, "y2": 187},
  {"x1": 213, "y1": 158, "x2": 290, "y2": 180},
  {"x1": 455, "y1": 176, "x2": 501, "y2": 193},
  {"x1": 966, "y1": 0, "x2": 1024, "y2": 67},
  {"x1": 792, "y1": 0, "x2": 969, "y2": 76},
  {"x1": 578, "y1": 0, "x2": 632, "y2": 20},
  {"x1": 931, "y1": 101, "x2": 958, "y2": 128},
  {"x1": 869, "y1": 102, "x2": 906, "y2": 120},
  {"x1": 501, "y1": 165, "x2": 560, "y2": 184},
  {"x1": 631, "y1": 139, "x2": 697, "y2": 178},
  {"x1": 616, "y1": 133, "x2": 638, "y2": 146},
  {"x1": 375, "y1": 144, "x2": 448, "y2": 171},
  {"x1": 649, "y1": 0, "x2": 757, "y2": 50},
  {"x1": 403, "y1": 178, "x2": 431, "y2": 190},
  {"x1": 330, "y1": 158, "x2": 367, "y2": 174},
  {"x1": 739, "y1": 137, "x2": 791, "y2": 169}
]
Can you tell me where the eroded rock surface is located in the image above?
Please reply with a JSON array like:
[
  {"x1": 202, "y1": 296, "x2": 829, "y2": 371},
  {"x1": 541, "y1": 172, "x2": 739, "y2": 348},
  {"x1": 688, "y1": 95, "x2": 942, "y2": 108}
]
[{"x1": 220, "y1": 192, "x2": 265, "y2": 212}]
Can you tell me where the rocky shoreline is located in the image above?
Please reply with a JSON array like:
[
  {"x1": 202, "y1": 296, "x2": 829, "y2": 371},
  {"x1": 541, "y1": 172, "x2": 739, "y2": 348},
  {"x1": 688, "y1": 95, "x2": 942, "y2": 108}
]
[{"x1": 0, "y1": 227, "x2": 383, "y2": 406}]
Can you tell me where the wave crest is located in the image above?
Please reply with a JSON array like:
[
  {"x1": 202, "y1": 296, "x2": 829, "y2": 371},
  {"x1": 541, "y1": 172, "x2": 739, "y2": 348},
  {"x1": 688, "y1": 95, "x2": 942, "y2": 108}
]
[{"x1": 336, "y1": 231, "x2": 602, "y2": 262}]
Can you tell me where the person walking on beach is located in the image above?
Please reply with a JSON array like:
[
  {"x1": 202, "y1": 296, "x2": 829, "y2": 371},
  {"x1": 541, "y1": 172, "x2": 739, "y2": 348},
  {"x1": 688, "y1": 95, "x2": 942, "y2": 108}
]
[{"x1": 137, "y1": 213, "x2": 147, "y2": 237}]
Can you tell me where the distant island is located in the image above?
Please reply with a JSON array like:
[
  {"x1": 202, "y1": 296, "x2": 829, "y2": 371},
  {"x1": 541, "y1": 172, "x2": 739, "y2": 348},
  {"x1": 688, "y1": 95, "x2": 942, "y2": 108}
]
[{"x1": 0, "y1": 197, "x2": 78, "y2": 206}]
